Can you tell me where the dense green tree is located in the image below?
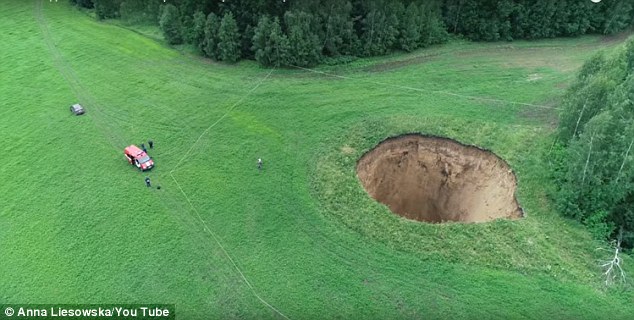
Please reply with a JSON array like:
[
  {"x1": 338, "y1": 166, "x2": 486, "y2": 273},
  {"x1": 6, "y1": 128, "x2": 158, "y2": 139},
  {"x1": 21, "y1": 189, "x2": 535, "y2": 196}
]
[
  {"x1": 445, "y1": 0, "x2": 632, "y2": 41},
  {"x1": 252, "y1": 16, "x2": 290, "y2": 67},
  {"x1": 251, "y1": 15, "x2": 271, "y2": 64},
  {"x1": 241, "y1": 24, "x2": 256, "y2": 59},
  {"x1": 143, "y1": 0, "x2": 161, "y2": 24},
  {"x1": 398, "y1": 2, "x2": 420, "y2": 52},
  {"x1": 284, "y1": 11, "x2": 322, "y2": 67},
  {"x1": 159, "y1": 4, "x2": 183, "y2": 45},
  {"x1": 442, "y1": 0, "x2": 464, "y2": 34},
  {"x1": 558, "y1": 51, "x2": 628, "y2": 143},
  {"x1": 70, "y1": 0, "x2": 94, "y2": 9},
  {"x1": 181, "y1": 14, "x2": 195, "y2": 44},
  {"x1": 191, "y1": 11, "x2": 207, "y2": 51},
  {"x1": 627, "y1": 40, "x2": 634, "y2": 71},
  {"x1": 93, "y1": 0, "x2": 634, "y2": 66},
  {"x1": 202, "y1": 13, "x2": 221, "y2": 59},
  {"x1": 599, "y1": 0, "x2": 633, "y2": 35},
  {"x1": 320, "y1": 1, "x2": 357, "y2": 56},
  {"x1": 217, "y1": 12, "x2": 241, "y2": 63},
  {"x1": 555, "y1": 39, "x2": 634, "y2": 248},
  {"x1": 559, "y1": 1, "x2": 592, "y2": 36},
  {"x1": 419, "y1": 1, "x2": 449, "y2": 46},
  {"x1": 360, "y1": 1, "x2": 400, "y2": 56},
  {"x1": 119, "y1": 1, "x2": 140, "y2": 22},
  {"x1": 93, "y1": 0, "x2": 120, "y2": 19},
  {"x1": 177, "y1": 0, "x2": 206, "y2": 19},
  {"x1": 527, "y1": 0, "x2": 557, "y2": 39},
  {"x1": 267, "y1": 17, "x2": 291, "y2": 67}
]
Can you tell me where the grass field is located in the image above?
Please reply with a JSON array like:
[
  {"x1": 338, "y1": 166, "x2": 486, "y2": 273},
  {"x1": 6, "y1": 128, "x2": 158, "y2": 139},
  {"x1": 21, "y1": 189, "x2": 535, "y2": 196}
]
[{"x1": 1, "y1": 1, "x2": 634, "y2": 319}]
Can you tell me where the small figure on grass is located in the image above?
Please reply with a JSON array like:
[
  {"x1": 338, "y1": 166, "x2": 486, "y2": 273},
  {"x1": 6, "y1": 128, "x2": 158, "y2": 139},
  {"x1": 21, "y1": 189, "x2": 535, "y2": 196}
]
[
  {"x1": 148, "y1": 140, "x2": 154, "y2": 149},
  {"x1": 141, "y1": 143, "x2": 147, "y2": 153},
  {"x1": 145, "y1": 177, "x2": 151, "y2": 187},
  {"x1": 257, "y1": 158, "x2": 263, "y2": 171}
]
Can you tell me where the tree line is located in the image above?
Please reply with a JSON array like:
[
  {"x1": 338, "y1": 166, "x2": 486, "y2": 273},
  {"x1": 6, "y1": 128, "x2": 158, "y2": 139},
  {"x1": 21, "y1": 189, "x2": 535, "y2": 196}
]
[
  {"x1": 554, "y1": 38, "x2": 634, "y2": 249},
  {"x1": 71, "y1": 0, "x2": 633, "y2": 66},
  {"x1": 444, "y1": 0, "x2": 634, "y2": 41}
]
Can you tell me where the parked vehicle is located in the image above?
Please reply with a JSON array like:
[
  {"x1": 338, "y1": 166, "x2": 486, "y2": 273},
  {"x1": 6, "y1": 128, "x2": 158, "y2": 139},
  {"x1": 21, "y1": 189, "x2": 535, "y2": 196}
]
[
  {"x1": 70, "y1": 104, "x2": 85, "y2": 115},
  {"x1": 124, "y1": 145, "x2": 154, "y2": 171}
]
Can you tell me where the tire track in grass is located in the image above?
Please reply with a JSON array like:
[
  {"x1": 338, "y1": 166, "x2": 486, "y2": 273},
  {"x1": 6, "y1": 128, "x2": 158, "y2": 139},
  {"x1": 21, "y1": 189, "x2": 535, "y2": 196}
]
[
  {"x1": 288, "y1": 64, "x2": 559, "y2": 111},
  {"x1": 35, "y1": 1, "x2": 287, "y2": 317},
  {"x1": 35, "y1": 0, "x2": 179, "y2": 147},
  {"x1": 168, "y1": 68, "x2": 291, "y2": 319},
  {"x1": 34, "y1": 0, "x2": 128, "y2": 150}
]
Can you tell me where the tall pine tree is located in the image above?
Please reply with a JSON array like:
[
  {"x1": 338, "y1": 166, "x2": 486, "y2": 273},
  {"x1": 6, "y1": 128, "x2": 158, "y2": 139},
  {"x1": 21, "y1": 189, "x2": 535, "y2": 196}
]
[
  {"x1": 191, "y1": 11, "x2": 207, "y2": 51},
  {"x1": 398, "y1": 2, "x2": 421, "y2": 52},
  {"x1": 218, "y1": 12, "x2": 241, "y2": 62},
  {"x1": 203, "y1": 13, "x2": 221, "y2": 59}
]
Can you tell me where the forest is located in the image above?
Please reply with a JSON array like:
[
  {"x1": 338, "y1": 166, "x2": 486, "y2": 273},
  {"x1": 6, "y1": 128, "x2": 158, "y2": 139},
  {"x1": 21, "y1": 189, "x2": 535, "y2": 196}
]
[
  {"x1": 71, "y1": 0, "x2": 634, "y2": 67},
  {"x1": 555, "y1": 38, "x2": 634, "y2": 249}
]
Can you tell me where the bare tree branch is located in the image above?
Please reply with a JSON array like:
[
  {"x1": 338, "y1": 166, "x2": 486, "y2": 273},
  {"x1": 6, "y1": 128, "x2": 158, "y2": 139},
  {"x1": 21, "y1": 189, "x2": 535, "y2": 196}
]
[
  {"x1": 598, "y1": 227, "x2": 627, "y2": 286},
  {"x1": 616, "y1": 139, "x2": 634, "y2": 183},
  {"x1": 582, "y1": 134, "x2": 594, "y2": 184},
  {"x1": 572, "y1": 99, "x2": 588, "y2": 139}
]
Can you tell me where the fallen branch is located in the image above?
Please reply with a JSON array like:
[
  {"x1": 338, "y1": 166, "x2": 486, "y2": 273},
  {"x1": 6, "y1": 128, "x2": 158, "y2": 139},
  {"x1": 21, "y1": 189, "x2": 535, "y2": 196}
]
[{"x1": 598, "y1": 228, "x2": 626, "y2": 286}]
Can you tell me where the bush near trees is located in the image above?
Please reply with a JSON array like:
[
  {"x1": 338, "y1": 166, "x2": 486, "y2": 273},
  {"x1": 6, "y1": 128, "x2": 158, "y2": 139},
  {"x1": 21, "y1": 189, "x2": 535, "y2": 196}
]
[
  {"x1": 71, "y1": 0, "x2": 634, "y2": 66},
  {"x1": 554, "y1": 38, "x2": 634, "y2": 249}
]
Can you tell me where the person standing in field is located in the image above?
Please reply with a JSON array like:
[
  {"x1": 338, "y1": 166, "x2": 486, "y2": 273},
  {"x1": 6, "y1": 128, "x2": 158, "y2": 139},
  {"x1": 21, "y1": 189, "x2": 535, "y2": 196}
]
[
  {"x1": 141, "y1": 143, "x2": 147, "y2": 153},
  {"x1": 145, "y1": 177, "x2": 151, "y2": 187},
  {"x1": 148, "y1": 140, "x2": 154, "y2": 149},
  {"x1": 257, "y1": 158, "x2": 263, "y2": 171}
]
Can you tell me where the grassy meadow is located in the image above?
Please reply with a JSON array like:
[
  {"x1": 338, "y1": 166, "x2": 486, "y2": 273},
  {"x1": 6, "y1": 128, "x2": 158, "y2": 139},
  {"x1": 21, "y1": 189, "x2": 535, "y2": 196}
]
[{"x1": 1, "y1": 1, "x2": 633, "y2": 319}]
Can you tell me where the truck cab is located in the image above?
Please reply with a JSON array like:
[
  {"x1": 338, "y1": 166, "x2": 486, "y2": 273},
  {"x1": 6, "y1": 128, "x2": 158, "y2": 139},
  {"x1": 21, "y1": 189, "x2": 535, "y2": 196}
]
[{"x1": 124, "y1": 145, "x2": 154, "y2": 171}]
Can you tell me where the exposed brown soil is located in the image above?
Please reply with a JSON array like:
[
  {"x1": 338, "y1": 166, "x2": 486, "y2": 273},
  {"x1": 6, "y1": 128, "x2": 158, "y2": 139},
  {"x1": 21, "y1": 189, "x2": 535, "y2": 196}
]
[
  {"x1": 357, "y1": 134, "x2": 523, "y2": 223},
  {"x1": 364, "y1": 52, "x2": 443, "y2": 73}
]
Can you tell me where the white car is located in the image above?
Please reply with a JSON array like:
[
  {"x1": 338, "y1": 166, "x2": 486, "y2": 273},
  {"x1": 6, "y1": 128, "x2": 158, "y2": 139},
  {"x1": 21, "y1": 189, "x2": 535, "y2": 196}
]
[{"x1": 70, "y1": 104, "x2": 85, "y2": 115}]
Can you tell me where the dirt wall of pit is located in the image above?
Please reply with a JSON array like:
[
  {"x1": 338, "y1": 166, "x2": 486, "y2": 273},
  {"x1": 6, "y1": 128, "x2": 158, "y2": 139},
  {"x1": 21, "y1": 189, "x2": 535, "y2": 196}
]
[{"x1": 356, "y1": 134, "x2": 523, "y2": 223}]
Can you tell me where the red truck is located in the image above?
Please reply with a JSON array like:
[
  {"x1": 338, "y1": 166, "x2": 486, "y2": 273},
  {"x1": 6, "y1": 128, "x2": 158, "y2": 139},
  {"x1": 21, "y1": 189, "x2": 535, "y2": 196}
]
[{"x1": 124, "y1": 145, "x2": 154, "y2": 171}]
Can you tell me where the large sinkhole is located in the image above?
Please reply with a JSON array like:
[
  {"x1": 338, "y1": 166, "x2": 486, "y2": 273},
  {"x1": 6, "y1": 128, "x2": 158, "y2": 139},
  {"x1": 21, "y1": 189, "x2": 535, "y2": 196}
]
[{"x1": 356, "y1": 134, "x2": 523, "y2": 223}]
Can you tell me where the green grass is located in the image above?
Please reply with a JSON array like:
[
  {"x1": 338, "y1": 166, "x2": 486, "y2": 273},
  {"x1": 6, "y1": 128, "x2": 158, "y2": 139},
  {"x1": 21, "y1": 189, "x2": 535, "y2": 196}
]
[{"x1": 1, "y1": 1, "x2": 633, "y2": 319}]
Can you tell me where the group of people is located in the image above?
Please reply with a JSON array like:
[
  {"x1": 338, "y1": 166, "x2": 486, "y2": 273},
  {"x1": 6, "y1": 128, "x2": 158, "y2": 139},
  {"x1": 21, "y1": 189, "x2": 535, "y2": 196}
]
[
  {"x1": 141, "y1": 140, "x2": 154, "y2": 153},
  {"x1": 144, "y1": 139, "x2": 155, "y2": 188}
]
